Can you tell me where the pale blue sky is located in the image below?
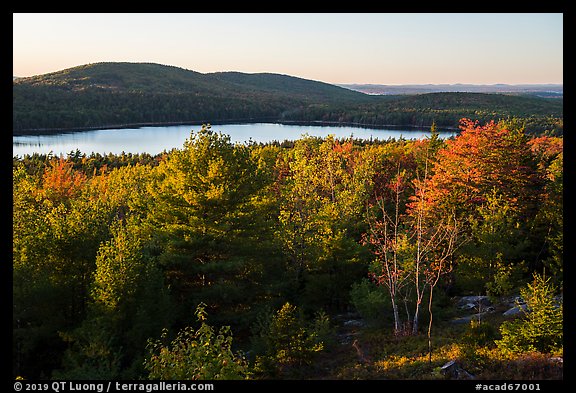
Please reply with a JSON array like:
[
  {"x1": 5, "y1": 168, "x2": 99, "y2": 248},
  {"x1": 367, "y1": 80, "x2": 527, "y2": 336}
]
[{"x1": 13, "y1": 13, "x2": 563, "y2": 84}]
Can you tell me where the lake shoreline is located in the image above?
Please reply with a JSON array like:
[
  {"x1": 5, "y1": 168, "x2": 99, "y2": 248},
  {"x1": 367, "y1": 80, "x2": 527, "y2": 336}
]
[
  {"x1": 13, "y1": 122, "x2": 459, "y2": 157},
  {"x1": 13, "y1": 119, "x2": 458, "y2": 136}
]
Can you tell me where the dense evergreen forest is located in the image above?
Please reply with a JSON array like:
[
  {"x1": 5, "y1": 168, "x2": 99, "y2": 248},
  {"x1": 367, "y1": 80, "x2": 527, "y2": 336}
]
[
  {"x1": 13, "y1": 119, "x2": 563, "y2": 380},
  {"x1": 13, "y1": 63, "x2": 563, "y2": 136}
]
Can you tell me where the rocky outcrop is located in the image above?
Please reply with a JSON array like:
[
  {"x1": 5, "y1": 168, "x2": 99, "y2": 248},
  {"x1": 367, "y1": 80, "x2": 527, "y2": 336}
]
[
  {"x1": 503, "y1": 303, "x2": 528, "y2": 317},
  {"x1": 457, "y1": 295, "x2": 492, "y2": 311},
  {"x1": 451, "y1": 295, "x2": 495, "y2": 324},
  {"x1": 441, "y1": 360, "x2": 476, "y2": 380}
]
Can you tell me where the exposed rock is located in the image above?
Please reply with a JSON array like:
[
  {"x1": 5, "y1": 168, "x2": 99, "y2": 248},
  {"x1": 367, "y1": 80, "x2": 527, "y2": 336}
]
[
  {"x1": 337, "y1": 331, "x2": 359, "y2": 345},
  {"x1": 512, "y1": 295, "x2": 526, "y2": 305},
  {"x1": 549, "y1": 357, "x2": 563, "y2": 365},
  {"x1": 343, "y1": 319, "x2": 366, "y2": 328},
  {"x1": 441, "y1": 360, "x2": 476, "y2": 380},
  {"x1": 501, "y1": 295, "x2": 526, "y2": 308},
  {"x1": 456, "y1": 296, "x2": 492, "y2": 310},
  {"x1": 335, "y1": 312, "x2": 365, "y2": 345},
  {"x1": 459, "y1": 303, "x2": 477, "y2": 311},
  {"x1": 503, "y1": 303, "x2": 528, "y2": 317},
  {"x1": 501, "y1": 293, "x2": 562, "y2": 317}
]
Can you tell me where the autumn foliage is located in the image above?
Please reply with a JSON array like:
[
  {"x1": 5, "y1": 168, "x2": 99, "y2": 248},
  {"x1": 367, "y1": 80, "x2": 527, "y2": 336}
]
[
  {"x1": 411, "y1": 119, "x2": 542, "y2": 221},
  {"x1": 13, "y1": 120, "x2": 563, "y2": 379},
  {"x1": 40, "y1": 158, "x2": 87, "y2": 201}
]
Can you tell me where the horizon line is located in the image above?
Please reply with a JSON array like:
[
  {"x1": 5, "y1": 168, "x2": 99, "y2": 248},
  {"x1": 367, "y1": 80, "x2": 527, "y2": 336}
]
[{"x1": 12, "y1": 61, "x2": 563, "y2": 86}]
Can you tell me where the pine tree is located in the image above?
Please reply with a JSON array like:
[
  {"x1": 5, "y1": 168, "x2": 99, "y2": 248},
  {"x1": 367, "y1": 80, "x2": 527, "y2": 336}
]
[{"x1": 497, "y1": 273, "x2": 563, "y2": 354}]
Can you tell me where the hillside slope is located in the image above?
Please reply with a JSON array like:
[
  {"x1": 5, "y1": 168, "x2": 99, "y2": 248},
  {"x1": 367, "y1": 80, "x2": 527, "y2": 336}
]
[
  {"x1": 15, "y1": 62, "x2": 371, "y2": 101},
  {"x1": 13, "y1": 62, "x2": 563, "y2": 135},
  {"x1": 210, "y1": 71, "x2": 370, "y2": 102}
]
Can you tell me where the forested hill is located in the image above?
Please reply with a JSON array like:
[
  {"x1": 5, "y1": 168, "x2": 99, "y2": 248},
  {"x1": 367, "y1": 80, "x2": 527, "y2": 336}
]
[
  {"x1": 209, "y1": 71, "x2": 368, "y2": 102},
  {"x1": 13, "y1": 62, "x2": 563, "y2": 135},
  {"x1": 15, "y1": 62, "x2": 369, "y2": 101}
]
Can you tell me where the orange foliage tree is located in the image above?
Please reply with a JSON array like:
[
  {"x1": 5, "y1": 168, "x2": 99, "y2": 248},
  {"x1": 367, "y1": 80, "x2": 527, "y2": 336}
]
[
  {"x1": 40, "y1": 157, "x2": 88, "y2": 201},
  {"x1": 414, "y1": 118, "x2": 541, "y2": 223}
]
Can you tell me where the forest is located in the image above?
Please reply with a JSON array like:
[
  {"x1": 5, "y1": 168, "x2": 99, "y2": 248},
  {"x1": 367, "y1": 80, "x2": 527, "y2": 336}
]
[
  {"x1": 13, "y1": 118, "x2": 563, "y2": 380},
  {"x1": 13, "y1": 62, "x2": 563, "y2": 136}
]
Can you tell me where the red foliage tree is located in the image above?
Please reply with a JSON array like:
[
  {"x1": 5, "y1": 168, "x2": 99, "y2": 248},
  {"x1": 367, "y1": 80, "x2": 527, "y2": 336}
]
[{"x1": 411, "y1": 119, "x2": 541, "y2": 222}]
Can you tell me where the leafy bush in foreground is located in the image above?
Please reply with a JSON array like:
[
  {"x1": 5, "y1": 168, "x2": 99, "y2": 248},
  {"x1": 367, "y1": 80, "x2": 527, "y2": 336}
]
[{"x1": 144, "y1": 303, "x2": 249, "y2": 380}]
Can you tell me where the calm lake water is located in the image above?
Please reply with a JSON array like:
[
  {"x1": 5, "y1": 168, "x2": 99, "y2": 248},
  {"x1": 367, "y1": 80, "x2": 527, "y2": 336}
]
[{"x1": 13, "y1": 123, "x2": 456, "y2": 157}]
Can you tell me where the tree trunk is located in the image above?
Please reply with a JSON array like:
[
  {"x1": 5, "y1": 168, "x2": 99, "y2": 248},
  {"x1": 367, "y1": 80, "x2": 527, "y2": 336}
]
[
  {"x1": 428, "y1": 286, "x2": 434, "y2": 363},
  {"x1": 404, "y1": 297, "x2": 411, "y2": 328},
  {"x1": 391, "y1": 296, "x2": 400, "y2": 335},
  {"x1": 412, "y1": 300, "x2": 421, "y2": 335}
]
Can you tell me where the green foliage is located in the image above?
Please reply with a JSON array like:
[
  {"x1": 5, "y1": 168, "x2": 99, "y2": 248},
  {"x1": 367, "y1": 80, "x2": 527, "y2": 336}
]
[
  {"x1": 147, "y1": 125, "x2": 280, "y2": 329},
  {"x1": 349, "y1": 278, "x2": 389, "y2": 326},
  {"x1": 310, "y1": 309, "x2": 335, "y2": 348},
  {"x1": 53, "y1": 318, "x2": 123, "y2": 380},
  {"x1": 252, "y1": 303, "x2": 325, "y2": 378},
  {"x1": 13, "y1": 62, "x2": 370, "y2": 133},
  {"x1": 54, "y1": 218, "x2": 171, "y2": 379},
  {"x1": 276, "y1": 135, "x2": 371, "y2": 312},
  {"x1": 485, "y1": 257, "x2": 527, "y2": 299},
  {"x1": 532, "y1": 151, "x2": 563, "y2": 284},
  {"x1": 496, "y1": 274, "x2": 563, "y2": 354},
  {"x1": 12, "y1": 121, "x2": 563, "y2": 379},
  {"x1": 333, "y1": 325, "x2": 562, "y2": 380},
  {"x1": 462, "y1": 320, "x2": 500, "y2": 348},
  {"x1": 144, "y1": 304, "x2": 249, "y2": 380},
  {"x1": 13, "y1": 159, "x2": 116, "y2": 378},
  {"x1": 453, "y1": 175, "x2": 536, "y2": 295}
]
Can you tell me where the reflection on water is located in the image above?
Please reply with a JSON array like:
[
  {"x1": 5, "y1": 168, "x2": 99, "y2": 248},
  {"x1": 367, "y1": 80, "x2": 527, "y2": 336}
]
[{"x1": 13, "y1": 123, "x2": 456, "y2": 157}]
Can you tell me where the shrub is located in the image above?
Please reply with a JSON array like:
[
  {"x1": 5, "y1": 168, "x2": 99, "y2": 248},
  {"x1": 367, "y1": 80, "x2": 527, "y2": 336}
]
[
  {"x1": 349, "y1": 278, "x2": 388, "y2": 326},
  {"x1": 469, "y1": 348, "x2": 563, "y2": 380},
  {"x1": 496, "y1": 274, "x2": 562, "y2": 354},
  {"x1": 252, "y1": 302, "x2": 325, "y2": 378},
  {"x1": 462, "y1": 319, "x2": 500, "y2": 348},
  {"x1": 143, "y1": 303, "x2": 249, "y2": 380},
  {"x1": 311, "y1": 309, "x2": 335, "y2": 348}
]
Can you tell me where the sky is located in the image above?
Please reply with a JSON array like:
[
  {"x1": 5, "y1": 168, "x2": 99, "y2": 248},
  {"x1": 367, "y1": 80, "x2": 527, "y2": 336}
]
[{"x1": 13, "y1": 13, "x2": 563, "y2": 85}]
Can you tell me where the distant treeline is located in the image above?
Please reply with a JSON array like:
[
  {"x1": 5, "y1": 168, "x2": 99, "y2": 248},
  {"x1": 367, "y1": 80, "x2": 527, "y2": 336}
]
[
  {"x1": 283, "y1": 93, "x2": 563, "y2": 136},
  {"x1": 13, "y1": 62, "x2": 563, "y2": 136}
]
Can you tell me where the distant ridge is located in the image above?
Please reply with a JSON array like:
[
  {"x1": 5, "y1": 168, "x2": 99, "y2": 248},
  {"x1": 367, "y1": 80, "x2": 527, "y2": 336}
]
[
  {"x1": 338, "y1": 83, "x2": 563, "y2": 97},
  {"x1": 13, "y1": 62, "x2": 563, "y2": 136}
]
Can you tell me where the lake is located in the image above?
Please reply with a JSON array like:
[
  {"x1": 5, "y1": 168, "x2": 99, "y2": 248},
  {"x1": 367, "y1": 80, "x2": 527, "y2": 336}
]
[{"x1": 12, "y1": 123, "x2": 457, "y2": 157}]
